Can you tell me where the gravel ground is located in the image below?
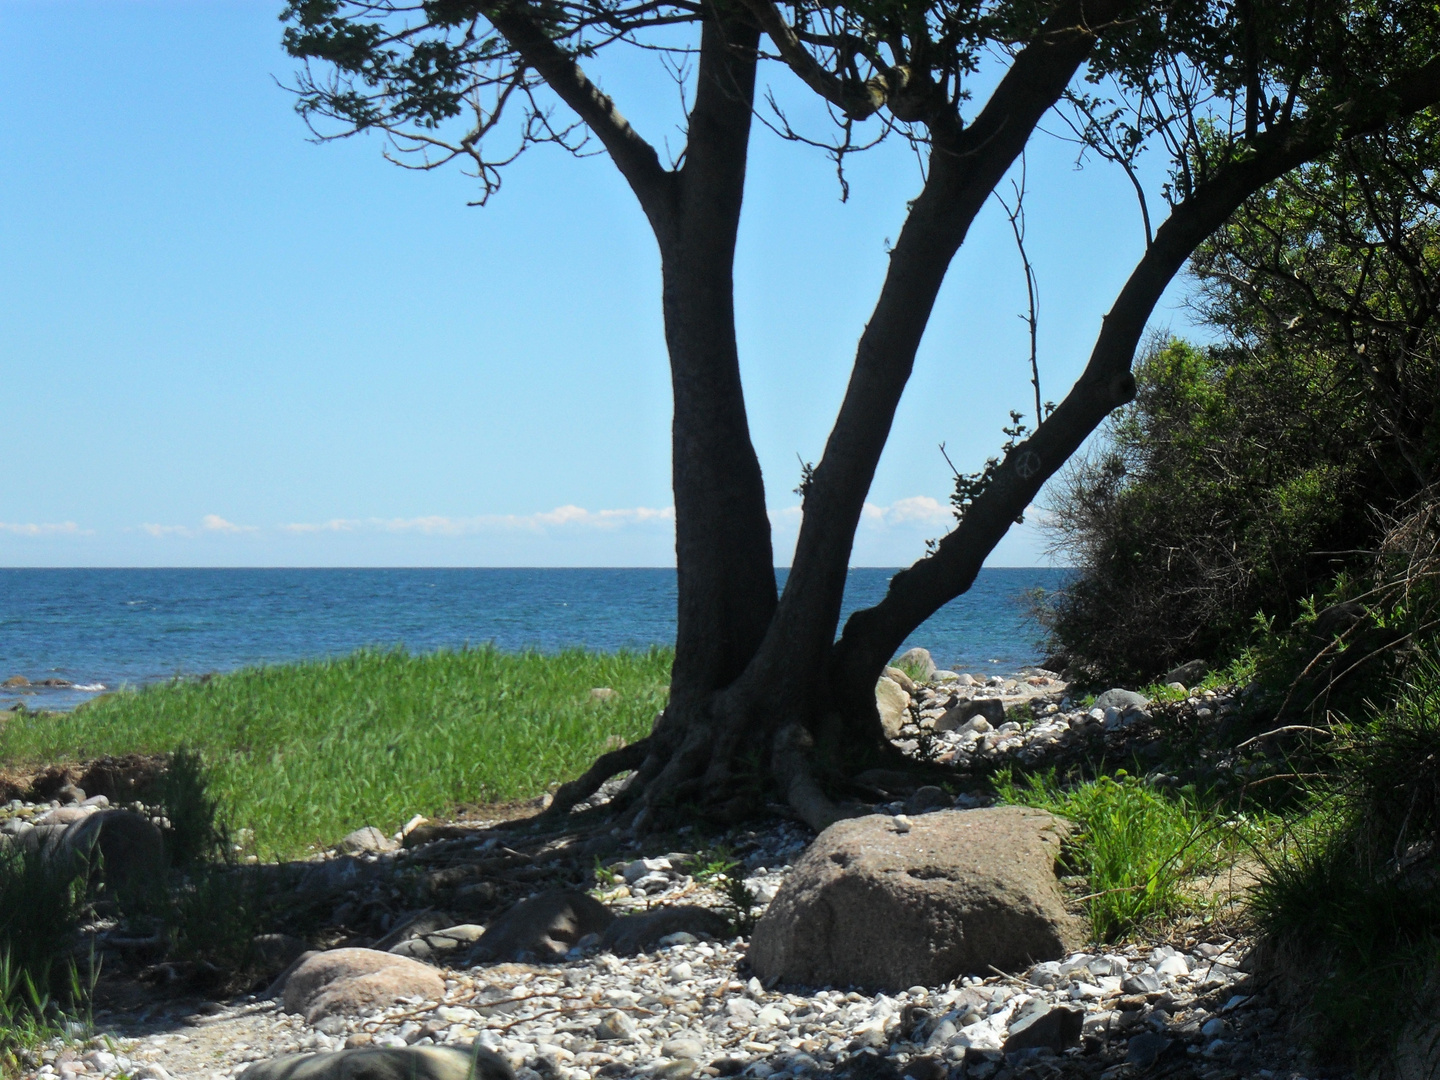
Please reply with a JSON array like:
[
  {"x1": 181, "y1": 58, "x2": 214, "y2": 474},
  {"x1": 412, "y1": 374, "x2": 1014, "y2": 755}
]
[{"x1": 15, "y1": 674, "x2": 1328, "y2": 1080}]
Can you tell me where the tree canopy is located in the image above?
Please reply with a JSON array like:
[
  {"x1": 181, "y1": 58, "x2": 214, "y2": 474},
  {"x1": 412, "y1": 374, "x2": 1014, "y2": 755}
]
[{"x1": 281, "y1": 0, "x2": 1440, "y2": 830}]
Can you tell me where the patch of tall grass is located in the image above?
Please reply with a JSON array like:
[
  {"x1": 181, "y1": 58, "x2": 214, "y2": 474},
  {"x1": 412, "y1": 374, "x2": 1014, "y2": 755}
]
[
  {"x1": 0, "y1": 646, "x2": 672, "y2": 858},
  {"x1": 996, "y1": 769, "x2": 1248, "y2": 940},
  {"x1": 0, "y1": 848, "x2": 90, "y2": 1071},
  {"x1": 1249, "y1": 657, "x2": 1440, "y2": 1067}
]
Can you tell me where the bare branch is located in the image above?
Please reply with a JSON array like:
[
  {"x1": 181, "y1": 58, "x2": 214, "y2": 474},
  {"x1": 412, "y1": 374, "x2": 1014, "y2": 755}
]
[{"x1": 480, "y1": 3, "x2": 675, "y2": 223}]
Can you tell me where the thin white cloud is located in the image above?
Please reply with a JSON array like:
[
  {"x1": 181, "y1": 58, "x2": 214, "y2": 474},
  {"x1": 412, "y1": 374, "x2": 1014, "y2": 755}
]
[
  {"x1": 279, "y1": 506, "x2": 677, "y2": 536},
  {"x1": 861, "y1": 495, "x2": 954, "y2": 528},
  {"x1": 279, "y1": 518, "x2": 360, "y2": 534},
  {"x1": 202, "y1": 514, "x2": 257, "y2": 534},
  {"x1": 140, "y1": 523, "x2": 193, "y2": 538},
  {"x1": 140, "y1": 515, "x2": 257, "y2": 538},
  {"x1": 0, "y1": 521, "x2": 88, "y2": 536}
]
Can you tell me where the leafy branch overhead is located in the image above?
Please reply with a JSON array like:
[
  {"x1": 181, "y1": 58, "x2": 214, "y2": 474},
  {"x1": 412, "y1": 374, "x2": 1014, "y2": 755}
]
[{"x1": 284, "y1": 0, "x2": 1440, "y2": 213}]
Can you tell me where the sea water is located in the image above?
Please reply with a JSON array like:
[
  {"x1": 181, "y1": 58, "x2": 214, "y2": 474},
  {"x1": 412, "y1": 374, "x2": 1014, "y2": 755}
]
[{"x1": 0, "y1": 567, "x2": 1067, "y2": 710}]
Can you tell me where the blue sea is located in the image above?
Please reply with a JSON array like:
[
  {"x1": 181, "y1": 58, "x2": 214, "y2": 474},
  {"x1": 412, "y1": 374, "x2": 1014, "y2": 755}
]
[{"x1": 0, "y1": 568, "x2": 1066, "y2": 711}]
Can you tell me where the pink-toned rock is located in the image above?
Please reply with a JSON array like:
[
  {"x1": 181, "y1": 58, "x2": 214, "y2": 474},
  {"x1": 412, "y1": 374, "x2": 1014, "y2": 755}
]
[
  {"x1": 282, "y1": 949, "x2": 445, "y2": 1023},
  {"x1": 39, "y1": 805, "x2": 98, "y2": 826},
  {"x1": 749, "y1": 807, "x2": 1082, "y2": 990}
]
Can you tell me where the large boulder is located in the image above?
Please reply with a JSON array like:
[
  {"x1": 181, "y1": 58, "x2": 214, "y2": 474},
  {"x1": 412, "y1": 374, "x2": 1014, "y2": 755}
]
[
  {"x1": 467, "y1": 890, "x2": 614, "y2": 963},
  {"x1": 239, "y1": 1045, "x2": 512, "y2": 1080},
  {"x1": 748, "y1": 807, "x2": 1082, "y2": 990},
  {"x1": 874, "y1": 677, "x2": 911, "y2": 740},
  {"x1": 895, "y1": 648, "x2": 937, "y2": 681},
  {"x1": 282, "y1": 949, "x2": 445, "y2": 1024}
]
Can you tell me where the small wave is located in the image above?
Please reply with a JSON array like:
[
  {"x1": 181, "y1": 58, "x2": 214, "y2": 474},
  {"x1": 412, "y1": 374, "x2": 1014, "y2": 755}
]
[{"x1": 71, "y1": 683, "x2": 106, "y2": 692}]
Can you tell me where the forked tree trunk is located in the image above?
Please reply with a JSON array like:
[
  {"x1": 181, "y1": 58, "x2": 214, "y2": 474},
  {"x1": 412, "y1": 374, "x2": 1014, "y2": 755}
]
[
  {"x1": 548, "y1": 4, "x2": 1440, "y2": 835},
  {"x1": 552, "y1": 1, "x2": 1113, "y2": 828}
]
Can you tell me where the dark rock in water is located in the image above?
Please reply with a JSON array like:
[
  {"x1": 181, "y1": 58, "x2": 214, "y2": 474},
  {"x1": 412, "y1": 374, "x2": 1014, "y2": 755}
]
[
  {"x1": 239, "y1": 1045, "x2": 513, "y2": 1080},
  {"x1": 600, "y1": 905, "x2": 732, "y2": 956},
  {"x1": 1002, "y1": 1004, "x2": 1082, "y2": 1053},
  {"x1": 2, "y1": 675, "x2": 29, "y2": 688},
  {"x1": 749, "y1": 808, "x2": 1082, "y2": 990},
  {"x1": 1093, "y1": 688, "x2": 1150, "y2": 712},
  {"x1": 1162, "y1": 659, "x2": 1207, "y2": 688},
  {"x1": 468, "y1": 890, "x2": 614, "y2": 963}
]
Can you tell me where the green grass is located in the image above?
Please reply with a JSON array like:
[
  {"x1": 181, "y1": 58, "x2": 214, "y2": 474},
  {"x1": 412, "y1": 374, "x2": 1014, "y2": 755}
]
[
  {"x1": 996, "y1": 768, "x2": 1250, "y2": 940},
  {"x1": 1246, "y1": 657, "x2": 1440, "y2": 1066},
  {"x1": 890, "y1": 656, "x2": 932, "y2": 683},
  {"x1": 0, "y1": 646, "x2": 672, "y2": 858}
]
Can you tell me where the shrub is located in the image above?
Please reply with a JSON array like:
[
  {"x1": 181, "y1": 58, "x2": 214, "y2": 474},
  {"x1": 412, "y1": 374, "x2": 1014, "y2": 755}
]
[
  {"x1": 160, "y1": 746, "x2": 228, "y2": 869},
  {"x1": 1043, "y1": 121, "x2": 1440, "y2": 686},
  {"x1": 1040, "y1": 336, "x2": 1375, "y2": 683},
  {"x1": 0, "y1": 846, "x2": 91, "y2": 1066}
]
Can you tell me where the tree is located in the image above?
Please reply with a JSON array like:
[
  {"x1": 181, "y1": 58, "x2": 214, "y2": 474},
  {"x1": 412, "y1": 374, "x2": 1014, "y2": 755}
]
[
  {"x1": 281, "y1": 0, "x2": 1440, "y2": 831},
  {"x1": 1044, "y1": 117, "x2": 1440, "y2": 683}
]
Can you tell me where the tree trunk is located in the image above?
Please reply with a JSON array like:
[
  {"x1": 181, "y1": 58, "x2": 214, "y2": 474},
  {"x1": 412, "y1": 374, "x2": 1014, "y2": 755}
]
[
  {"x1": 551, "y1": 5, "x2": 1440, "y2": 836},
  {"x1": 663, "y1": 12, "x2": 775, "y2": 717},
  {"x1": 552, "y1": 0, "x2": 1119, "y2": 827}
]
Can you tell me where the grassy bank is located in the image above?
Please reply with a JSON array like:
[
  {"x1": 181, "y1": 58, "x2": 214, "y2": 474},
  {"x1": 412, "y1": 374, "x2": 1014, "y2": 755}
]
[{"x1": 0, "y1": 646, "x2": 672, "y2": 858}]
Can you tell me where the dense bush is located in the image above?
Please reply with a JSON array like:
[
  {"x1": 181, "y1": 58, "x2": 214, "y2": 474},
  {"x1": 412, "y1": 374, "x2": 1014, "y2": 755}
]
[
  {"x1": 1042, "y1": 120, "x2": 1440, "y2": 685},
  {"x1": 1041, "y1": 335, "x2": 1376, "y2": 682}
]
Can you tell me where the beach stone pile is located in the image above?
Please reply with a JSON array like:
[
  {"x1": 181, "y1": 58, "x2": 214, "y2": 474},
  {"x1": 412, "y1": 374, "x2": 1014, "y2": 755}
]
[
  {"x1": 874, "y1": 652, "x2": 1240, "y2": 778},
  {"x1": 13, "y1": 648, "x2": 1306, "y2": 1080},
  {"x1": 26, "y1": 803, "x2": 1321, "y2": 1080}
]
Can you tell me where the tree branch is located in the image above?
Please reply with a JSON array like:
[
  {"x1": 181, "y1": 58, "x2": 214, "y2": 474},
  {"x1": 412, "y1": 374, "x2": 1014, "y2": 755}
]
[
  {"x1": 831, "y1": 53, "x2": 1440, "y2": 696},
  {"x1": 482, "y1": 2, "x2": 676, "y2": 226},
  {"x1": 737, "y1": 0, "x2": 884, "y2": 119}
]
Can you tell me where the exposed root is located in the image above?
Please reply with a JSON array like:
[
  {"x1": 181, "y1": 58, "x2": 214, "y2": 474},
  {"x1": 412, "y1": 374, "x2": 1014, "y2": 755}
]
[
  {"x1": 544, "y1": 737, "x2": 651, "y2": 817},
  {"x1": 772, "y1": 723, "x2": 852, "y2": 833}
]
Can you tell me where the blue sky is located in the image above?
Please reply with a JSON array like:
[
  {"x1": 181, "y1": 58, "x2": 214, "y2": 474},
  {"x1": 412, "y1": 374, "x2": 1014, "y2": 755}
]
[{"x1": 0, "y1": 1, "x2": 1199, "y2": 568}]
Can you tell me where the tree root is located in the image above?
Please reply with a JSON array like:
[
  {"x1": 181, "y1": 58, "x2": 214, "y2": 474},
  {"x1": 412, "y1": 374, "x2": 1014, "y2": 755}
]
[
  {"x1": 772, "y1": 722, "x2": 853, "y2": 833},
  {"x1": 544, "y1": 737, "x2": 652, "y2": 817}
]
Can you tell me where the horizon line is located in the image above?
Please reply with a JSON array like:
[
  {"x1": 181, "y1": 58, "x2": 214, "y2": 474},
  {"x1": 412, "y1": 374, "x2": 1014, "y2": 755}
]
[{"x1": 0, "y1": 564, "x2": 1069, "y2": 572}]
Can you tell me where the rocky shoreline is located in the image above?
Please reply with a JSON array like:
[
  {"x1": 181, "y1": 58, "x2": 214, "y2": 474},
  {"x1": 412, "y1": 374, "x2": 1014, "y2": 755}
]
[
  {"x1": 20, "y1": 813, "x2": 1300, "y2": 1080},
  {"x1": 7, "y1": 653, "x2": 1324, "y2": 1080}
]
